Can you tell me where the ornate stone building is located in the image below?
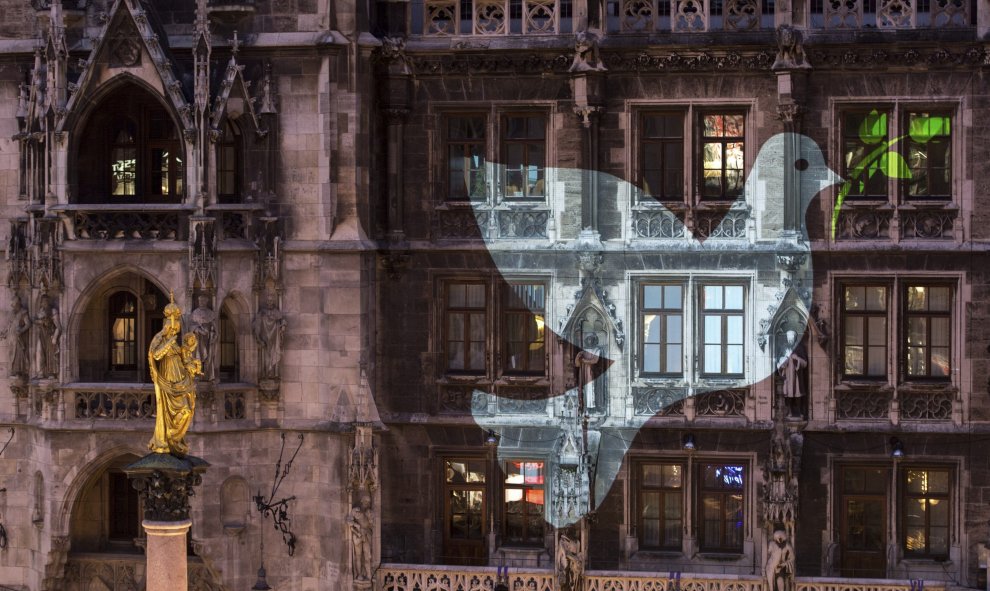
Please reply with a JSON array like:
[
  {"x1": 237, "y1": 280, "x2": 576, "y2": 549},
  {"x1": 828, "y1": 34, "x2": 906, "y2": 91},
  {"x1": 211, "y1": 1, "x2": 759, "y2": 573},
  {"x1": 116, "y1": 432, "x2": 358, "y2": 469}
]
[{"x1": 0, "y1": 0, "x2": 987, "y2": 591}]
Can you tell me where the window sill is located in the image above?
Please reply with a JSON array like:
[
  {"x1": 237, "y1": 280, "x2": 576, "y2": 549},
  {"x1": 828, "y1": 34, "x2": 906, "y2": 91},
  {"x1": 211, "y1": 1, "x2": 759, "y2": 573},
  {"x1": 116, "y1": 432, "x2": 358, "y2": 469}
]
[
  {"x1": 53, "y1": 203, "x2": 197, "y2": 212},
  {"x1": 834, "y1": 381, "x2": 893, "y2": 391},
  {"x1": 696, "y1": 552, "x2": 745, "y2": 561}
]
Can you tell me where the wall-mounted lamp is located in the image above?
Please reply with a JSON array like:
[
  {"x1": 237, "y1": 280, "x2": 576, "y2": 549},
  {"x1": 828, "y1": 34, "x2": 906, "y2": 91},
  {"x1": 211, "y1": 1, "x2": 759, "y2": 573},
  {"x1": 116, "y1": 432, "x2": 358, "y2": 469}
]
[
  {"x1": 682, "y1": 434, "x2": 696, "y2": 452},
  {"x1": 890, "y1": 437, "x2": 905, "y2": 459},
  {"x1": 485, "y1": 430, "x2": 500, "y2": 448},
  {"x1": 251, "y1": 564, "x2": 272, "y2": 591}
]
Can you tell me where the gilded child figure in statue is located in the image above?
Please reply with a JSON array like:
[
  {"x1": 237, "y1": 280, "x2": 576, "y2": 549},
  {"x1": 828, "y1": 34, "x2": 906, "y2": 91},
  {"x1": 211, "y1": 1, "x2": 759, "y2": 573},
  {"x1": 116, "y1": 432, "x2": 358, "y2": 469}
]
[{"x1": 148, "y1": 292, "x2": 202, "y2": 456}]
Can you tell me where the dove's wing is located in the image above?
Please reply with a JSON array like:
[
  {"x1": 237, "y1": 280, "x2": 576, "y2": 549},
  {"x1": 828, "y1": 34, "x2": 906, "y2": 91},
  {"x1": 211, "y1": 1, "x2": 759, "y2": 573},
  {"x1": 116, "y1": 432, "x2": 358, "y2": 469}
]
[{"x1": 468, "y1": 133, "x2": 840, "y2": 526}]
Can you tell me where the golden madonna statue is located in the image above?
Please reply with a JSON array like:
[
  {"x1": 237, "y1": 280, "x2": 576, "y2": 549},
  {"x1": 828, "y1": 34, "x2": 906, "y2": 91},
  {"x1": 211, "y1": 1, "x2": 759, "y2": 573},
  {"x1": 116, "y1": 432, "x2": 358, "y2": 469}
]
[{"x1": 148, "y1": 292, "x2": 202, "y2": 456}]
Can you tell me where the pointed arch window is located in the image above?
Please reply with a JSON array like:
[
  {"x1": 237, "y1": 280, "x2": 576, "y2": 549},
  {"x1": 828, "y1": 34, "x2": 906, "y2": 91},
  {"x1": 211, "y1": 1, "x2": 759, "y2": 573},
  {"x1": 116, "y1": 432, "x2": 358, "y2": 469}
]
[{"x1": 76, "y1": 85, "x2": 184, "y2": 204}]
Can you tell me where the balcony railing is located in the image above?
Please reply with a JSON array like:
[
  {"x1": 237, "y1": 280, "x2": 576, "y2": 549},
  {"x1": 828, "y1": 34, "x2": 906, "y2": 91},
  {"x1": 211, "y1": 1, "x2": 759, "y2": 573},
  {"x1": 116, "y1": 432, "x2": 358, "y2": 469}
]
[
  {"x1": 54, "y1": 204, "x2": 195, "y2": 241},
  {"x1": 377, "y1": 566, "x2": 948, "y2": 591},
  {"x1": 412, "y1": 0, "x2": 973, "y2": 35}
]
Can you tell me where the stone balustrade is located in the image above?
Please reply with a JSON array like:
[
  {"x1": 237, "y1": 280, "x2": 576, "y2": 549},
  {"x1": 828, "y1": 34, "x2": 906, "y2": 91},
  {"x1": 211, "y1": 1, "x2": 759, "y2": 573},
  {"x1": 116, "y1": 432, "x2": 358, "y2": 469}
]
[
  {"x1": 378, "y1": 565, "x2": 948, "y2": 591},
  {"x1": 63, "y1": 553, "x2": 219, "y2": 591}
]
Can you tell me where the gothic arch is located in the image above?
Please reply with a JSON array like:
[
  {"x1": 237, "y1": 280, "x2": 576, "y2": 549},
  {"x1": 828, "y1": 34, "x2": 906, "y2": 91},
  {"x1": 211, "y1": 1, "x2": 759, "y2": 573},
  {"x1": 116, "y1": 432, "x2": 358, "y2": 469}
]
[{"x1": 52, "y1": 445, "x2": 145, "y2": 540}]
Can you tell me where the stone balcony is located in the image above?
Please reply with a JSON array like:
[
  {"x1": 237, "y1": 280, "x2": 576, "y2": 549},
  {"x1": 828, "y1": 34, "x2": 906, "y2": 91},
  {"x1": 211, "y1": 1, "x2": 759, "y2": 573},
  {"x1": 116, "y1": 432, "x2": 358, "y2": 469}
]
[{"x1": 377, "y1": 565, "x2": 951, "y2": 591}]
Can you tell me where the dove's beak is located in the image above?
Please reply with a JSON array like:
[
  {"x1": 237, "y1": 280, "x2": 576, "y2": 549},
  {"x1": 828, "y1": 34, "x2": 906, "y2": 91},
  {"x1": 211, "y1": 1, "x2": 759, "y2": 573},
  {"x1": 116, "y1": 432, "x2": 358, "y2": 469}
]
[{"x1": 822, "y1": 166, "x2": 843, "y2": 192}]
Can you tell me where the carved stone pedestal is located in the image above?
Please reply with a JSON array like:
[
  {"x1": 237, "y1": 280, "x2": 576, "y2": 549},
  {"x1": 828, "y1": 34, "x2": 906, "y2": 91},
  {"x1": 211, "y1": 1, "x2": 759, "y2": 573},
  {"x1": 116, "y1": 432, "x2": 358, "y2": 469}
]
[{"x1": 124, "y1": 453, "x2": 209, "y2": 591}]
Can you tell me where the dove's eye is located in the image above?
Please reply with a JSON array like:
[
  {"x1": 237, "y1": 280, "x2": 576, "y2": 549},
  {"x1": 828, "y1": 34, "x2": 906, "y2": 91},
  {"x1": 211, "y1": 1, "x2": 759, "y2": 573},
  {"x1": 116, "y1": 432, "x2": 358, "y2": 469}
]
[{"x1": 795, "y1": 158, "x2": 809, "y2": 171}]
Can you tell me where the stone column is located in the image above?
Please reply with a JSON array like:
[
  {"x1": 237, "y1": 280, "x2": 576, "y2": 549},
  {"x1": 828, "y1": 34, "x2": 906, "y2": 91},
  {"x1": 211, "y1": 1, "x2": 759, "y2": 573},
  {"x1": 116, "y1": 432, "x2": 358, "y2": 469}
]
[{"x1": 124, "y1": 453, "x2": 209, "y2": 591}]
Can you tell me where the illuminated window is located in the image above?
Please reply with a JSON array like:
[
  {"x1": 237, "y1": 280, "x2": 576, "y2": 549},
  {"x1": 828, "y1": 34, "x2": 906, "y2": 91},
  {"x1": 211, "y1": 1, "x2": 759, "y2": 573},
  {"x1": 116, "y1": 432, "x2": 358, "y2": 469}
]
[
  {"x1": 503, "y1": 460, "x2": 544, "y2": 545},
  {"x1": 700, "y1": 113, "x2": 745, "y2": 200},
  {"x1": 76, "y1": 85, "x2": 184, "y2": 203},
  {"x1": 905, "y1": 285, "x2": 951, "y2": 378},
  {"x1": 108, "y1": 291, "x2": 137, "y2": 372},
  {"x1": 698, "y1": 463, "x2": 745, "y2": 552},
  {"x1": 503, "y1": 283, "x2": 546, "y2": 375},
  {"x1": 443, "y1": 458, "x2": 488, "y2": 564},
  {"x1": 902, "y1": 468, "x2": 950, "y2": 558},
  {"x1": 502, "y1": 114, "x2": 546, "y2": 200},
  {"x1": 637, "y1": 462, "x2": 683, "y2": 550},
  {"x1": 841, "y1": 285, "x2": 888, "y2": 378},
  {"x1": 446, "y1": 114, "x2": 487, "y2": 201}
]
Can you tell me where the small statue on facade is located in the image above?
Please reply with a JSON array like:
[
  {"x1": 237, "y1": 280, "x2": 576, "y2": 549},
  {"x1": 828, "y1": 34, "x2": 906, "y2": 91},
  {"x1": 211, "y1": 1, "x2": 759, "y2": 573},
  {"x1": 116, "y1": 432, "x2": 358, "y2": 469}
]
[
  {"x1": 765, "y1": 529, "x2": 796, "y2": 591},
  {"x1": 1, "y1": 295, "x2": 31, "y2": 378},
  {"x1": 253, "y1": 290, "x2": 286, "y2": 380},
  {"x1": 569, "y1": 29, "x2": 607, "y2": 73},
  {"x1": 772, "y1": 25, "x2": 810, "y2": 70},
  {"x1": 556, "y1": 530, "x2": 584, "y2": 591},
  {"x1": 33, "y1": 293, "x2": 60, "y2": 379},
  {"x1": 148, "y1": 292, "x2": 202, "y2": 456},
  {"x1": 777, "y1": 330, "x2": 807, "y2": 419},
  {"x1": 348, "y1": 493, "x2": 374, "y2": 582},
  {"x1": 574, "y1": 333, "x2": 603, "y2": 410},
  {"x1": 190, "y1": 294, "x2": 218, "y2": 381}
]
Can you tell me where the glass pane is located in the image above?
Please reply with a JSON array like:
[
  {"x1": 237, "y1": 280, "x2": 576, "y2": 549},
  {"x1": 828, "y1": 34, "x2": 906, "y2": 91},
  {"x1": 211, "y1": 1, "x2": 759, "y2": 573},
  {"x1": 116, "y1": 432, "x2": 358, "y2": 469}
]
[
  {"x1": 448, "y1": 316, "x2": 464, "y2": 340},
  {"x1": 666, "y1": 345, "x2": 682, "y2": 373},
  {"x1": 111, "y1": 147, "x2": 137, "y2": 196},
  {"x1": 907, "y1": 286, "x2": 928, "y2": 311},
  {"x1": 704, "y1": 316, "x2": 722, "y2": 344},
  {"x1": 726, "y1": 316, "x2": 743, "y2": 344},
  {"x1": 448, "y1": 343, "x2": 465, "y2": 370},
  {"x1": 928, "y1": 287, "x2": 950, "y2": 311},
  {"x1": 724, "y1": 286, "x2": 743, "y2": 309},
  {"x1": 845, "y1": 286, "x2": 864, "y2": 310},
  {"x1": 725, "y1": 115, "x2": 744, "y2": 136},
  {"x1": 844, "y1": 345, "x2": 864, "y2": 375},
  {"x1": 666, "y1": 315, "x2": 682, "y2": 344},
  {"x1": 644, "y1": 315, "x2": 661, "y2": 344},
  {"x1": 867, "y1": 316, "x2": 886, "y2": 346},
  {"x1": 644, "y1": 286, "x2": 662, "y2": 309},
  {"x1": 867, "y1": 346, "x2": 886, "y2": 375},
  {"x1": 725, "y1": 142, "x2": 744, "y2": 170},
  {"x1": 465, "y1": 285, "x2": 485, "y2": 308},
  {"x1": 642, "y1": 465, "x2": 662, "y2": 487},
  {"x1": 642, "y1": 491, "x2": 660, "y2": 518},
  {"x1": 845, "y1": 317, "x2": 864, "y2": 346},
  {"x1": 726, "y1": 345, "x2": 743, "y2": 374},
  {"x1": 907, "y1": 318, "x2": 927, "y2": 346},
  {"x1": 643, "y1": 344, "x2": 660, "y2": 373},
  {"x1": 867, "y1": 286, "x2": 887, "y2": 310},
  {"x1": 704, "y1": 345, "x2": 721, "y2": 373},
  {"x1": 664, "y1": 285, "x2": 682, "y2": 309},
  {"x1": 704, "y1": 286, "x2": 723, "y2": 309},
  {"x1": 662, "y1": 464, "x2": 683, "y2": 488},
  {"x1": 448, "y1": 284, "x2": 465, "y2": 307},
  {"x1": 703, "y1": 142, "x2": 723, "y2": 169}
]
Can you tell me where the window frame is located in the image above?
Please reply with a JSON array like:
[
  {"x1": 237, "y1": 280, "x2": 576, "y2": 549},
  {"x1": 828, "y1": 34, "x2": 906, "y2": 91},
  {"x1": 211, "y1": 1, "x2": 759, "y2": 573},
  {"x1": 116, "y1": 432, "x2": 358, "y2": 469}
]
[
  {"x1": 839, "y1": 284, "x2": 890, "y2": 380},
  {"x1": 443, "y1": 281, "x2": 489, "y2": 375},
  {"x1": 639, "y1": 282, "x2": 685, "y2": 377},
  {"x1": 696, "y1": 462, "x2": 747, "y2": 553},
  {"x1": 441, "y1": 456, "x2": 489, "y2": 553},
  {"x1": 900, "y1": 466, "x2": 952, "y2": 559},
  {"x1": 636, "y1": 460, "x2": 685, "y2": 551},
  {"x1": 838, "y1": 105, "x2": 955, "y2": 204},
  {"x1": 216, "y1": 119, "x2": 242, "y2": 204},
  {"x1": 501, "y1": 281, "x2": 547, "y2": 376},
  {"x1": 500, "y1": 112, "x2": 548, "y2": 202},
  {"x1": 108, "y1": 291, "x2": 139, "y2": 374},
  {"x1": 502, "y1": 458, "x2": 546, "y2": 547},
  {"x1": 638, "y1": 111, "x2": 686, "y2": 204},
  {"x1": 699, "y1": 284, "x2": 746, "y2": 378},
  {"x1": 444, "y1": 112, "x2": 489, "y2": 203},
  {"x1": 697, "y1": 111, "x2": 746, "y2": 201},
  {"x1": 903, "y1": 284, "x2": 953, "y2": 380}
]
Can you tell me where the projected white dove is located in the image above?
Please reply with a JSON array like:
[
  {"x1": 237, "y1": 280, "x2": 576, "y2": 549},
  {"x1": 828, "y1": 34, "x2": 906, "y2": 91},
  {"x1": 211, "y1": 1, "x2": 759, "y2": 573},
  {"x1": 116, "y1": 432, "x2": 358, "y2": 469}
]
[{"x1": 468, "y1": 133, "x2": 841, "y2": 528}]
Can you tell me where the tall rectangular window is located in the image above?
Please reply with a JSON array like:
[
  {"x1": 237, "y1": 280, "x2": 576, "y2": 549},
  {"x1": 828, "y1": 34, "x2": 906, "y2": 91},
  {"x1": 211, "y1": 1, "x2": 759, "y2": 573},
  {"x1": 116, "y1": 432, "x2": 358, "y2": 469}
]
[
  {"x1": 702, "y1": 285, "x2": 744, "y2": 376},
  {"x1": 109, "y1": 292, "x2": 137, "y2": 372},
  {"x1": 698, "y1": 463, "x2": 745, "y2": 552},
  {"x1": 700, "y1": 113, "x2": 745, "y2": 200},
  {"x1": 503, "y1": 283, "x2": 546, "y2": 375},
  {"x1": 504, "y1": 460, "x2": 545, "y2": 545},
  {"x1": 638, "y1": 462, "x2": 683, "y2": 550},
  {"x1": 905, "y1": 285, "x2": 951, "y2": 378},
  {"x1": 502, "y1": 114, "x2": 546, "y2": 200},
  {"x1": 842, "y1": 285, "x2": 888, "y2": 378},
  {"x1": 641, "y1": 284, "x2": 683, "y2": 375},
  {"x1": 902, "y1": 468, "x2": 950, "y2": 558},
  {"x1": 905, "y1": 112, "x2": 952, "y2": 199},
  {"x1": 446, "y1": 115, "x2": 487, "y2": 201},
  {"x1": 641, "y1": 113, "x2": 684, "y2": 202},
  {"x1": 842, "y1": 110, "x2": 890, "y2": 200},
  {"x1": 445, "y1": 283, "x2": 487, "y2": 373}
]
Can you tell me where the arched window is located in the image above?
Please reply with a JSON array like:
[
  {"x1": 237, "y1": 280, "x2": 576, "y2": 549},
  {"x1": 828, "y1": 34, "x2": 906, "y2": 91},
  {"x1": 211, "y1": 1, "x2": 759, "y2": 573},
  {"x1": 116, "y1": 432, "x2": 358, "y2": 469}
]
[
  {"x1": 217, "y1": 119, "x2": 241, "y2": 203},
  {"x1": 69, "y1": 455, "x2": 142, "y2": 553},
  {"x1": 76, "y1": 85, "x2": 184, "y2": 203}
]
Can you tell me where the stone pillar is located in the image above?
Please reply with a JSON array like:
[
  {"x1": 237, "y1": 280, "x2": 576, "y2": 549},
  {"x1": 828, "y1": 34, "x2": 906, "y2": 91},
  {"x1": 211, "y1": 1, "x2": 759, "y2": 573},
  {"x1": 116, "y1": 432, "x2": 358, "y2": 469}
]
[
  {"x1": 144, "y1": 520, "x2": 192, "y2": 590},
  {"x1": 124, "y1": 453, "x2": 209, "y2": 591}
]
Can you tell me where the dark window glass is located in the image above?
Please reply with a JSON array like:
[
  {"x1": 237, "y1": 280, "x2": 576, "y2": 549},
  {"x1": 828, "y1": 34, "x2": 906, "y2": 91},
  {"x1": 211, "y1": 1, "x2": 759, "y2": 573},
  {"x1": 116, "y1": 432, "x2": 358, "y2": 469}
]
[
  {"x1": 503, "y1": 115, "x2": 546, "y2": 200},
  {"x1": 842, "y1": 285, "x2": 888, "y2": 378},
  {"x1": 905, "y1": 285, "x2": 951, "y2": 378},
  {"x1": 698, "y1": 463, "x2": 745, "y2": 552},
  {"x1": 447, "y1": 115, "x2": 487, "y2": 201},
  {"x1": 503, "y1": 283, "x2": 546, "y2": 375},
  {"x1": 638, "y1": 462, "x2": 683, "y2": 550},
  {"x1": 641, "y1": 113, "x2": 684, "y2": 202}
]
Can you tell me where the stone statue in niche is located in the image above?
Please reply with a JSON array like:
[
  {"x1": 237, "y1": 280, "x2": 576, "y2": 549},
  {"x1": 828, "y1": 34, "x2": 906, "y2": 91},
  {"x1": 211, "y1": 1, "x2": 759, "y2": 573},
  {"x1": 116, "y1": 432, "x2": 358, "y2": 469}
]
[
  {"x1": 556, "y1": 529, "x2": 584, "y2": 591},
  {"x1": 2, "y1": 295, "x2": 31, "y2": 378},
  {"x1": 348, "y1": 493, "x2": 374, "y2": 582},
  {"x1": 765, "y1": 529, "x2": 796, "y2": 591},
  {"x1": 190, "y1": 294, "x2": 218, "y2": 382},
  {"x1": 253, "y1": 290, "x2": 286, "y2": 380},
  {"x1": 33, "y1": 293, "x2": 60, "y2": 379},
  {"x1": 575, "y1": 332, "x2": 604, "y2": 411},
  {"x1": 776, "y1": 330, "x2": 807, "y2": 419},
  {"x1": 772, "y1": 25, "x2": 810, "y2": 70}
]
